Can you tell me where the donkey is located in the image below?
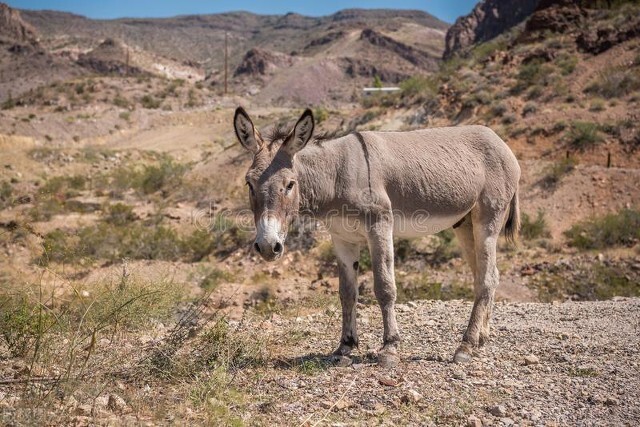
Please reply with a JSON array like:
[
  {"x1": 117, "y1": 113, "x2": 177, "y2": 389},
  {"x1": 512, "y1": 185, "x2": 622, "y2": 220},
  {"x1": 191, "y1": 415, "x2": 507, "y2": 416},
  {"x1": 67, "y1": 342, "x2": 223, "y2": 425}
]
[{"x1": 233, "y1": 107, "x2": 520, "y2": 367}]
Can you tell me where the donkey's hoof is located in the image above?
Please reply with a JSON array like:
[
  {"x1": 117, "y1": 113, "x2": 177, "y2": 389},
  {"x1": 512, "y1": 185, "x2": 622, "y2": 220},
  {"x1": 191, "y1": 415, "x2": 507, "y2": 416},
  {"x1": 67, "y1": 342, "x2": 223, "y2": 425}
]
[
  {"x1": 377, "y1": 352, "x2": 400, "y2": 369},
  {"x1": 329, "y1": 354, "x2": 353, "y2": 367},
  {"x1": 453, "y1": 345, "x2": 473, "y2": 364}
]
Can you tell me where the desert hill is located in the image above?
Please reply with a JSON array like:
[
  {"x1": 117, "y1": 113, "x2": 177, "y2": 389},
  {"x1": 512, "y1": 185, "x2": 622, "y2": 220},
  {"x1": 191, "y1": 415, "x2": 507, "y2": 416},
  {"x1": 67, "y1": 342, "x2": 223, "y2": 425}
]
[
  {"x1": 12, "y1": 7, "x2": 447, "y2": 105},
  {"x1": 0, "y1": 1, "x2": 639, "y2": 424}
]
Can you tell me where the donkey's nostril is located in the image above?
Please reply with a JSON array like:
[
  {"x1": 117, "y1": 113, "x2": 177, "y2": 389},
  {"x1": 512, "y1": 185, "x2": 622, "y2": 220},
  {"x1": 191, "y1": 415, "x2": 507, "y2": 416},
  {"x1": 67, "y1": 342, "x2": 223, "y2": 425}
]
[
  {"x1": 273, "y1": 242, "x2": 283, "y2": 254},
  {"x1": 254, "y1": 242, "x2": 261, "y2": 254}
]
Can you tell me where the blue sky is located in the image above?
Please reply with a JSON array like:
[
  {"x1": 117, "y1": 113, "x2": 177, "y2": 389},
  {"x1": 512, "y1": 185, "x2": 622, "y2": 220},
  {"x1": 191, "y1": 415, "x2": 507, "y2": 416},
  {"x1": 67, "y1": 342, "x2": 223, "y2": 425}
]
[{"x1": 6, "y1": 1, "x2": 477, "y2": 23}]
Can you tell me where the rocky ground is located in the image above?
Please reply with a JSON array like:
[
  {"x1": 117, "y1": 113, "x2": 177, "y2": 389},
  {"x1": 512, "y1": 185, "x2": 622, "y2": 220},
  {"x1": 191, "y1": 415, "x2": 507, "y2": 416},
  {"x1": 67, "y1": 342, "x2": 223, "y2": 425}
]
[
  {"x1": 234, "y1": 297, "x2": 640, "y2": 426},
  {"x1": 2, "y1": 297, "x2": 637, "y2": 425}
]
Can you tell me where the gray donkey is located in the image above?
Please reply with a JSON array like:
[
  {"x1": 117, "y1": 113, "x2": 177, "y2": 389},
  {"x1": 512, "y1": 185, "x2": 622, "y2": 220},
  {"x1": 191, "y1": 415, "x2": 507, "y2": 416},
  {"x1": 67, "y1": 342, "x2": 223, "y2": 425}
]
[{"x1": 233, "y1": 107, "x2": 520, "y2": 367}]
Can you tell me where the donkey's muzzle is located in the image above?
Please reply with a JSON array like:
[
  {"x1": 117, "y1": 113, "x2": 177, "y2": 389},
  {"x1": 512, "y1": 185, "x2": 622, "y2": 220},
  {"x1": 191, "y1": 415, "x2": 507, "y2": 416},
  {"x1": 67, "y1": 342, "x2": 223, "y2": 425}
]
[{"x1": 253, "y1": 238, "x2": 283, "y2": 261}]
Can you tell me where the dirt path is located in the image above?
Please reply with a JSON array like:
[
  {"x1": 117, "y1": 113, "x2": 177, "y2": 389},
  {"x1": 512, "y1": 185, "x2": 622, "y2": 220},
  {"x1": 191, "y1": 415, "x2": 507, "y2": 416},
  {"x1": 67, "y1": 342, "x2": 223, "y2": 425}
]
[{"x1": 237, "y1": 297, "x2": 640, "y2": 426}]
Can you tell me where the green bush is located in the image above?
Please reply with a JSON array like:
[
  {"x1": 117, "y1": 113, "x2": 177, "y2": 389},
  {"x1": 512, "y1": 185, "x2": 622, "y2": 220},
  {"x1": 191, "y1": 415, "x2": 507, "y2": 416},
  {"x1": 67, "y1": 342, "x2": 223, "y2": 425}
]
[
  {"x1": 399, "y1": 75, "x2": 439, "y2": 103},
  {"x1": 585, "y1": 67, "x2": 640, "y2": 98},
  {"x1": 564, "y1": 209, "x2": 640, "y2": 249},
  {"x1": 105, "y1": 203, "x2": 136, "y2": 226},
  {"x1": 540, "y1": 157, "x2": 577, "y2": 188},
  {"x1": 141, "y1": 94, "x2": 162, "y2": 109},
  {"x1": 521, "y1": 210, "x2": 551, "y2": 240},
  {"x1": 556, "y1": 53, "x2": 578, "y2": 76},
  {"x1": 397, "y1": 274, "x2": 473, "y2": 303},
  {"x1": 566, "y1": 121, "x2": 604, "y2": 149},
  {"x1": 0, "y1": 181, "x2": 12, "y2": 209},
  {"x1": 512, "y1": 59, "x2": 551, "y2": 93}
]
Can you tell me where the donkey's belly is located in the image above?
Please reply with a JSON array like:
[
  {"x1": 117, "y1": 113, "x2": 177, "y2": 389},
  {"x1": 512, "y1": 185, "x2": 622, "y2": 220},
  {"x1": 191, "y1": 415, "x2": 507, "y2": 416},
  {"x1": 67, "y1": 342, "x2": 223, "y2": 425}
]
[{"x1": 392, "y1": 211, "x2": 468, "y2": 238}]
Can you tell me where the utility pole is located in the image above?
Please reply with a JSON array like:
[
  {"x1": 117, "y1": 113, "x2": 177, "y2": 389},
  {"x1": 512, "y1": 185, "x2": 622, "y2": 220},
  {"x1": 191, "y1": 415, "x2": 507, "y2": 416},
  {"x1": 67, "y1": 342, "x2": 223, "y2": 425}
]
[{"x1": 224, "y1": 32, "x2": 228, "y2": 95}]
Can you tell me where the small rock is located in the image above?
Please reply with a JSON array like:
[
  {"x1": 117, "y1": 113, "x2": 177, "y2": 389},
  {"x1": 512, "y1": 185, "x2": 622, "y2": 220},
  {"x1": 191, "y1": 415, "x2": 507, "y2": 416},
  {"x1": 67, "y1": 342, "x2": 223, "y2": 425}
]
[
  {"x1": 604, "y1": 397, "x2": 619, "y2": 406},
  {"x1": 524, "y1": 355, "x2": 539, "y2": 365},
  {"x1": 400, "y1": 389, "x2": 423, "y2": 404},
  {"x1": 467, "y1": 415, "x2": 482, "y2": 427},
  {"x1": 488, "y1": 404, "x2": 508, "y2": 417},
  {"x1": 334, "y1": 399, "x2": 351, "y2": 411},
  {"x1": 453, "y1": 370, "x2": 467, "y2": 380},
  {"x1": 378, "y1": 376, "x2": 402, "y2": 387},
  {"x1": 75, "y1": 404, "x2": 92, "y2": 416},
  {"x1": 320, "y1": 400, "x2": 333, "y2": 409},
  {"x1": 107, "y1": 394, "x2": 127, "y2": 413},
  {"x1": 407, "y1": 301, "x2": 418, "y2": 308},
  {"x1": 500, "y1": 417, "x2": 514, "y2": 426}
]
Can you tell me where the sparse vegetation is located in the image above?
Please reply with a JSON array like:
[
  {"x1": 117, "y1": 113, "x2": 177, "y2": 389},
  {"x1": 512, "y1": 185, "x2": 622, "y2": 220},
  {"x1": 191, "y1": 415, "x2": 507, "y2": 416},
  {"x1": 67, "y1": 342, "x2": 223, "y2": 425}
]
[
  {"x1": 540, "y1": 157, "x2": 577, "y2": 188},
  {"x1": 141, "y1": 94, "x2": 162, "y2": 109},
  {"x1": 564, "y1": 208, "x2": 640, "y2": 249},
  {"x1": 585, "y1": 67, "x2": 640, "y2": 99},
  {"x1": 566, "y1": 121, "x2": 604, "y2": 149},
  {"x1": 520, "y1": 210, "x2": 551, "y2": 240}
]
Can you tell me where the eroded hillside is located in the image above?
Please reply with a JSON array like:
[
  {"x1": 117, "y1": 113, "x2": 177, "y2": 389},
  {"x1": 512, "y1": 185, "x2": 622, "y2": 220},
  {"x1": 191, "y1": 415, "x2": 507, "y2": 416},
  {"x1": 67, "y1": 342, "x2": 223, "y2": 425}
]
[{"x1": 0, "y1": 1, "x2": 639, "y2": 425}]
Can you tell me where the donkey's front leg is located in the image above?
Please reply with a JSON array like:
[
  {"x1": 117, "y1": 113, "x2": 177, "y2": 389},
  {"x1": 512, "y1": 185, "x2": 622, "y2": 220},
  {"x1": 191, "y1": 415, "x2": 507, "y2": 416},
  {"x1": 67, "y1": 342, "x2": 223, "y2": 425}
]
[
  {"x1": 368, "y1": 219, "x2": 401, "y2": 368},
  {"x1": 331, "y1": 236, "x2": 360, "y2": 360}
]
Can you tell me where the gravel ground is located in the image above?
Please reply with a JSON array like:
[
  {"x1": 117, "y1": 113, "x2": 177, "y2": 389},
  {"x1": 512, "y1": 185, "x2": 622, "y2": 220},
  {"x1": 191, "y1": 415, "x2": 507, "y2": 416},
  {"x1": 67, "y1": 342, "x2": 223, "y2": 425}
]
[{"x1": 237, "y1": 297, "x2": 640, "y2": 426}]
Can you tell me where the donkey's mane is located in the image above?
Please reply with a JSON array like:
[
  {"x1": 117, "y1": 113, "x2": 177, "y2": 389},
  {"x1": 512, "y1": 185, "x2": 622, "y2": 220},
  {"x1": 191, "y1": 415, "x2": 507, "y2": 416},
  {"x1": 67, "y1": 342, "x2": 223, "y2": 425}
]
[{"x1": 264, "y1": 121, "x2": 347, "y2": 148}]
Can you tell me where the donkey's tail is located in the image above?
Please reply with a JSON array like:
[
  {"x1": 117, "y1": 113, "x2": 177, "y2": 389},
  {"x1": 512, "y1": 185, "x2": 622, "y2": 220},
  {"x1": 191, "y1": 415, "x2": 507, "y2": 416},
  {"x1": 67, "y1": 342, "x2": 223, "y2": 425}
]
[{"x1": 504, "y1": 186, "x2": 521, "y2": 245}]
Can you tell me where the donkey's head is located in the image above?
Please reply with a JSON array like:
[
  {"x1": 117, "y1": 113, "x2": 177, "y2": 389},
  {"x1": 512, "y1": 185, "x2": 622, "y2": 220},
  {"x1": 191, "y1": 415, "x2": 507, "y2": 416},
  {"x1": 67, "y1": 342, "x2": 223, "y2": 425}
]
[{"x1": 234, "y1": 107, "x2": 314, "y2": 261}]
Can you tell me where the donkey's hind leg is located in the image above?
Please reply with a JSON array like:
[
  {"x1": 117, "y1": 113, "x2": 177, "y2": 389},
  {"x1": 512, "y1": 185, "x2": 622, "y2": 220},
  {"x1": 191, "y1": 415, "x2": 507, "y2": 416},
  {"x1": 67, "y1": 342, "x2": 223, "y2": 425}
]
[
  {"x1": 453, "y1": 214, "x2": 477, "y2": 283},
  {"x1": 454, "y1": 206, "x2": 505, "y2": 364}
]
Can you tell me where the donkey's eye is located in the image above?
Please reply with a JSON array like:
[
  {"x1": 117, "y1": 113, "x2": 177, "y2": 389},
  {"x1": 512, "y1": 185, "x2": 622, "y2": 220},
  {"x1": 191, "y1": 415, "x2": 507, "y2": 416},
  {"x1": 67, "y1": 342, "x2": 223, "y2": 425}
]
[{"x1": 286, "y1": 181, "x2": 295, "y2": 192}]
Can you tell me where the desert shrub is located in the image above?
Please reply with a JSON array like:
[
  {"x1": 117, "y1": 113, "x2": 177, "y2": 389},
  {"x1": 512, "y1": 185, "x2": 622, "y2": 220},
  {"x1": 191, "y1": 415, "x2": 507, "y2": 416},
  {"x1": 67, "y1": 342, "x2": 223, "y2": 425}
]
[
  {"x1": 428, "y1": 229, "x2": 460, "y2": 265},
  {"x1": 399, "y1": 75, "x2": 439, "y2": 103},
  {"x1": 522, "y1": 102, "x2": 538, "y2": 116},
  {"x1": 526, "y1": 85, "x2": 544, "y2": 100},
  {"x1": 512, "y1": 59, "x2": 551, "y2": 93},
  {"x1": 556, "y1": 53, "x2": 578, "y2": 76},
  {"x1": 313, "y1": 107, "x2": 329, "y2": 124},
  {"x1": 199, "y1": 268, "x2": 235, "y2": 291},
  {"x1": 210, "y1": 213, "x2": 251, "y2": 257},
  {"x1": 501, "y1": 114, "x2": 516, "y2": 124},
  {"x1": 585, "y1": 67, "x2": 640, "y2": 98},
  {"x1": 0, "y1": 272, "x2": 183, "y2": 360},
  {"x1": 551, "y1": 121, "x2": 567, "y2": 133},
  {"x1": 37, "y1": 220, "x2": 218, "y2": 265},
  {"x1": 0, "y1": 294, "x2": 53, "y2": 357},
  {"x1": 105, "y1": 202, "x2": 136, "y2": 225},
  {"x1": 564, "y1": 209, "x2": 640, "y2": 249},
  {"x1": 589, "y1": 99, "x2": 606, "y2": 111},
  {"x1": 0, "y1": 180, "x2": 12, "y2": 209},
  {"x1": 521, "y1": 210, "x2": 551, "y2": 240},
  {"x1": 138, "y1": 159, "x2": 187, "y2": 195},
  {"x1": 397, "y1": 273, "x2": 473, "y2": 303},
  {"x1": 113, "y1": 94, "x2": 131, "y2": 108},
  {"x1": 540, "y1": 157, "x2": 577, "y2": 188},
  {"x1": 181, "y1": 228, "x2": 217, "y2": 262},
  {"x1": 471, "y1": 38, "x2": 508, "y2": 62},
  {"x1": 140, "y1": 94, "x2": 161, "y2": 109},
  {"x1": 531, "y1": 260, "x2": 640, "y2": 302},
  {"x1": 566, "y1": 121, "x2": 604, "y2": 149},
  {"x1": 105, "y1": 158, "x2": 187, "y2": 196},
  {"x1": 489, "y1": 102, "x2": 508, "y2": 117}
]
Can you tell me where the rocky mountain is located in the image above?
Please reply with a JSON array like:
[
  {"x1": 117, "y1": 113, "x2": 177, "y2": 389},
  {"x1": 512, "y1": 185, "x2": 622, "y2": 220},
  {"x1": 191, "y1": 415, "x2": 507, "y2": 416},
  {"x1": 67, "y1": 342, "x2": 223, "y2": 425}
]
[
  {"x1": 20, "y1": 8, "x2": 448, "y2": 73},
  {"x1": 0, "y1": 5, "x2": 451, "y2": 105},
  {"x1": 0, "y1": 2, "x2": 37, "y2": 44},
  {"x1": 444, "y1": 0, "x2": 539, "y2": 59}
]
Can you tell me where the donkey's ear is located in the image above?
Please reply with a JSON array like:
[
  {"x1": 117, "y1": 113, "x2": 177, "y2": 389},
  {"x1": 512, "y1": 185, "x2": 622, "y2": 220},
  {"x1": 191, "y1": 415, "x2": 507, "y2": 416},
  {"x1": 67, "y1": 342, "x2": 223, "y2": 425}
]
[
  {"x1": 282, "y1": 109, "x2": 314, "y2": 157},
  {"x1": 234, "y1": 107, "x2": 262, "y2": 153}
]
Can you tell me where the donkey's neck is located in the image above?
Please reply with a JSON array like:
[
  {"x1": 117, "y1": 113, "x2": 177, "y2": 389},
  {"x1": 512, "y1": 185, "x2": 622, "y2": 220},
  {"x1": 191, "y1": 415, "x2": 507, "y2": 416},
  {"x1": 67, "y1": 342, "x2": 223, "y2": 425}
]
[{"x1": 294, "y1": 145, "x2": 338, "y2": 216}]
